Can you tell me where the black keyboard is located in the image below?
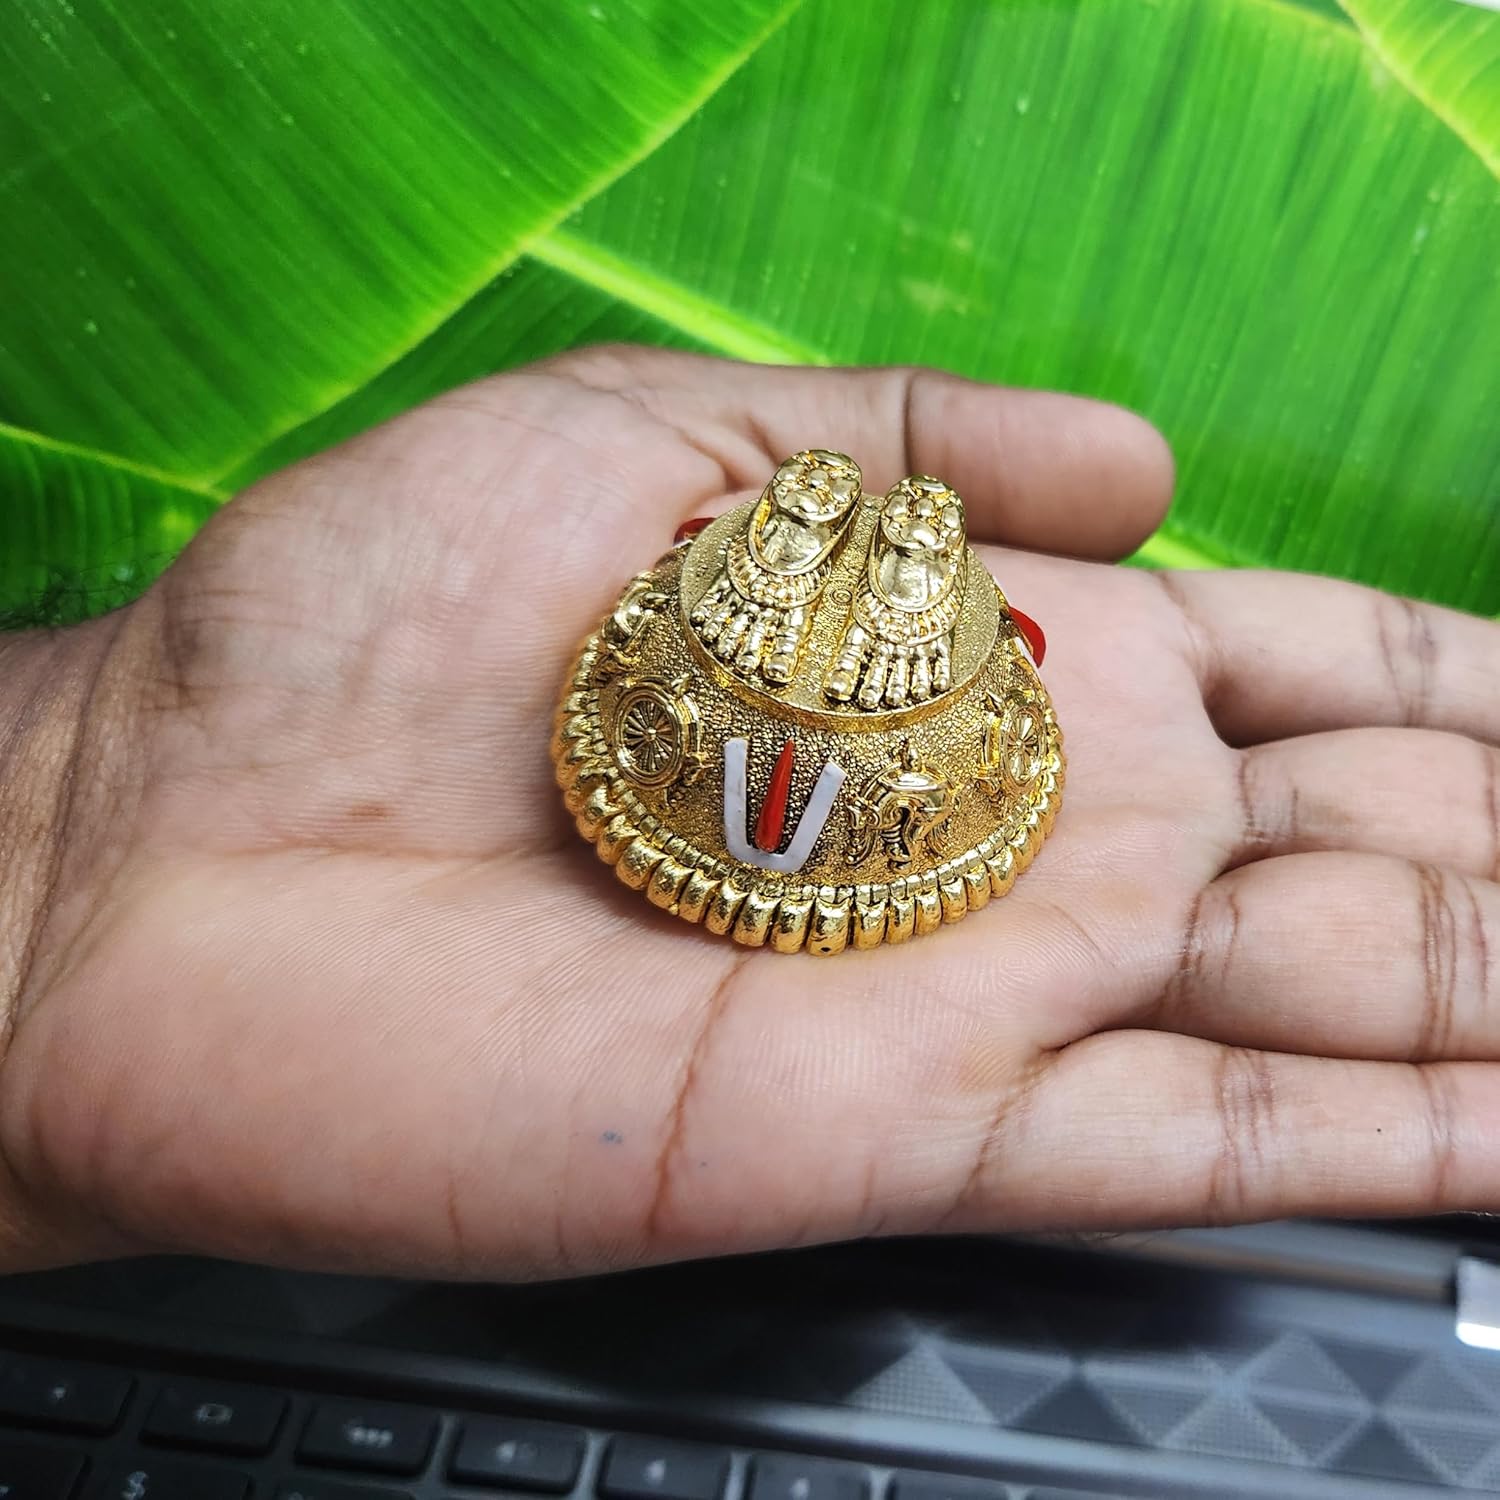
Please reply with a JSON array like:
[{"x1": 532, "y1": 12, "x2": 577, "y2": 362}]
[
  {"x1": 0, "y1": 1349, "x2": 1128, "y2": 1500},
  {"x1": 7, "y1": 1232, "x2": 1496, "y2": 1499}
]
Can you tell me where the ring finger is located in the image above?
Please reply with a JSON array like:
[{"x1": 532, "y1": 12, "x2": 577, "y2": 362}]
[
  {"x1": 1148, "y1": 851, "x2": 1500, "y2": 1061},
  {"x1": 1231, "y1": 727, "x2": 1500, "y2": 879},
  {"x1": 1158, "y1": 569, "x2": 1500, "y2": 747}
]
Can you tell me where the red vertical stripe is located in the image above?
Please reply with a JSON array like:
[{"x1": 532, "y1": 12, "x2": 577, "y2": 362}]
[{"x1": 754, "y1": 739, "x2": 797, "y2": 852}]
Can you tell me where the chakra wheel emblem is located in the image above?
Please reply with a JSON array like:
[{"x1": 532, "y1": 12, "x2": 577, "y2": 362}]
[
  {"x1": 980, "y1": 688, "x2": 1048, "y2": 800},
  {"x1": 610, "y1": 677, "x2": 701, "y2": 790}
]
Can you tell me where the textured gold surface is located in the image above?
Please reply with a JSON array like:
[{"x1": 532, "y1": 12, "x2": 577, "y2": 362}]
[{"x1": 552, "y1": 454, "x2": 1064, "y2": 954}]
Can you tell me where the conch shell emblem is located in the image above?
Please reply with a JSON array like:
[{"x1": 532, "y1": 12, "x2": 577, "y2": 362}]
[{"x1": 845, "y1": 741, "x2": 958, "y2": 868}]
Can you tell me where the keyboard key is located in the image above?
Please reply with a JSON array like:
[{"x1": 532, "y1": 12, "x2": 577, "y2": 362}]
[
  {"x1": 143, "y1": 1379, "x2": 287, "y2": 1454},
  {"x1": 451, "y1": 1417, "x2": 585, "y2": 1491},
  {"x1": 298, "y1": 1400, "x2": 436, "y2": 1475},
  {"x1": 85, "y1": 1458, "x2": 249, "y2": 1500},
  {"x1": 0, "y1": 1439, "x2": 85, "y2": 1500},
  {"x1": 276, "y1": 1484, "x2": 414, "y2": 1500},
  {"x1": 889, "y1": 1475, "x2": 1008, "y2": 1500},
  {"x1": 0, "y1": 1355, "x2": 132, "y2": 1434},
  {"x1": 748, "y1": 1455, "x2": 868, "y2": 1500},
  {"x1": 600, "y1": 1437, "x2": 729, "y2": 1500}
]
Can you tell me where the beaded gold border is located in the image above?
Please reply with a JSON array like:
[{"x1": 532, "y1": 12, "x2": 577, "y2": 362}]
[{"x1": 552, "y1": 635, "x2": 1065, "y2": 955}]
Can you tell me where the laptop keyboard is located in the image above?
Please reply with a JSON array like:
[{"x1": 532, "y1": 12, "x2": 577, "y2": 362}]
[{"x1": 0, "y1": 1351, "x2": 1131, "y2": 1500}]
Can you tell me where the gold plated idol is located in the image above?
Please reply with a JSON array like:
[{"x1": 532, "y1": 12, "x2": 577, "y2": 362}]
[{"x1": 552, "y1": 450, "x2": 1064, "y2": 954}]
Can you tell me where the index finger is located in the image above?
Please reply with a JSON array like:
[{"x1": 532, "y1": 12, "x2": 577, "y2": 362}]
[{"x1": 544, "y1": 345, "x2": 1177, "y2": 561}]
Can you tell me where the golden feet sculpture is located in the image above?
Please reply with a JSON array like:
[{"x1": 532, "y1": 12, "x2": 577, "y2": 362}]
[
  {"x1": 690, "y1": 449, "x2": 861, "y2": 686},
  {"x1": 824, "y1": 476, "x2": 967, "y2": 709},
  {"x1": 553, "y1": 453, "x2": 1064, "y2": 953}
]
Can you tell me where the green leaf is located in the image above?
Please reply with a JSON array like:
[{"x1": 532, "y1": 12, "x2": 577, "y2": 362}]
[
  {"x1": 237, "y1": 0, "x2": 1500, "y2": 614},
  {"x1": 0, "y1": 0, "x2": 792, "y2": 619},
  {"x1": 1284, "y1": 0, "x2": 1356, "y2": 22},
  {"x1": 1340, "y1": 0, "x2": 1500, "y2": 176},
  {"x1": 0, "y1": 425, "x2": 218, "y2": 628},
  {"x1": 227, "y1": 258, "x2": 720, "y2": 489},
  {"x1": 6, "y1": 0, "x2": 1500, "y2": 627}
]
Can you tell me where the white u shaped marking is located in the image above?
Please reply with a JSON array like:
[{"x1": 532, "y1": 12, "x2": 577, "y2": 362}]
[{"x1": 723, "y1": 738, "x2": 845, "y2": 874}]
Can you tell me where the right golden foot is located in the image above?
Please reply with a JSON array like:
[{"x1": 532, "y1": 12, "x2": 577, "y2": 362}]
[
  {"x1": 691, "y1": 449, "x2": 862, "y2": 685},
  {"x1": 824, "y1": 476, "x2": 967, "y2": 710}
]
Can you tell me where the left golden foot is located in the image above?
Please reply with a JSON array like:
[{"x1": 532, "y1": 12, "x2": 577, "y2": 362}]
[{"x1": 691, "y1": 449, "x2": 863, "y2": 686}]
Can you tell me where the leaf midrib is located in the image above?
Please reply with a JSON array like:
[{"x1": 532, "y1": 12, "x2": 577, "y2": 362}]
[
  {"x1": 528, "y1": 228, "x2": 823, "y2": 365},
  {"x1": 0, "y1": 417, "x2": 224, "y2": 501},
  {"x1": 1338, "y1": 0, "x2": 1500, "y2": 180}
]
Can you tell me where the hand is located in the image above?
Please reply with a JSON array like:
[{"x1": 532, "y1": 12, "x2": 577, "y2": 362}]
[{"x1": 4, "y1": 346, "x2": 1498, "y2": 1277}]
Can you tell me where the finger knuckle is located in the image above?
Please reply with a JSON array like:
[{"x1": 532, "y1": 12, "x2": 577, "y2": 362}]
[
  {"x1": 1410, "y1": 863, "x2": 1460, "y2": 1060},
  {"x1": 1206, "y1": 1046, "x2": 1279, "y2": 1224},
  {"x1": 1414, "y1": 1063, "x2": 1460, "y2": 1209}
]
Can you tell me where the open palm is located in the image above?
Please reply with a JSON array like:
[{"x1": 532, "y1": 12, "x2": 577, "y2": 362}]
[{"x1": 6, "y1": 346, "x2": 1499, "y2": 1276}]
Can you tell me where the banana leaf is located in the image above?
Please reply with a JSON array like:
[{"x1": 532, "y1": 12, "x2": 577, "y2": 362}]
[
  {"x1": 1343, "y1": 0, "x2": 1499, "y2": 174},
  {"x1": 2, "y1": 0, "x2": 1497, "y2": 624},
  {"x1": 0, "y1": 0, "x2": 793, "y2": 619}
]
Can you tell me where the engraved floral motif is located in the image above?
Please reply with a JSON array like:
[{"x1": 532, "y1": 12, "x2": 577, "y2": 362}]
[{"x1": 618, "y1": 696, "x2": 677, "y2": 776}]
